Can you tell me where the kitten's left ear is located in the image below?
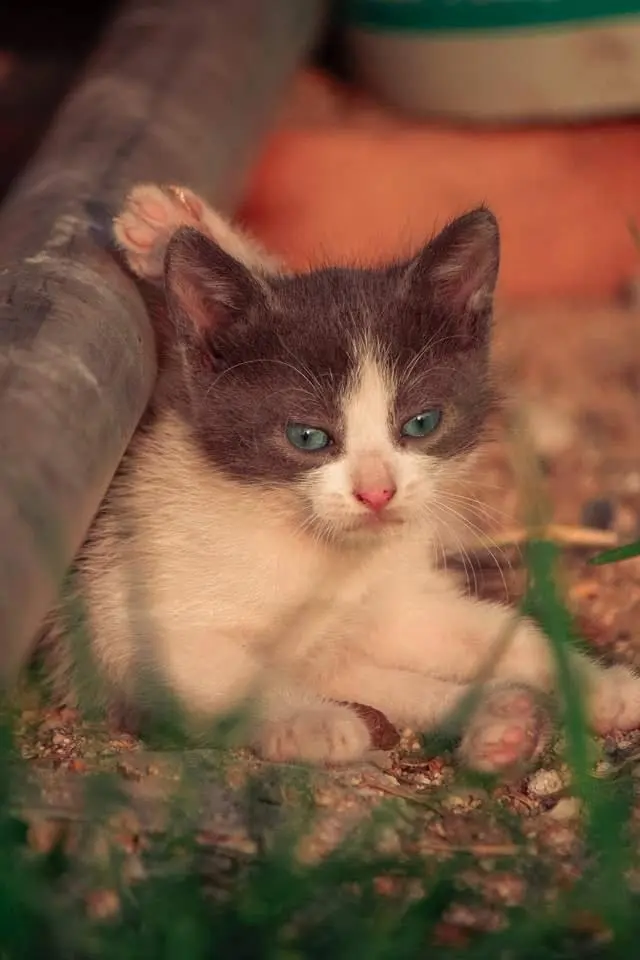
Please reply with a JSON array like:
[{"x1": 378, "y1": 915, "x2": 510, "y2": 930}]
[
  {"x1": 164, "y1": 226, "x2": 267, "y2": 341},
  {"x1": 399, "y1": 207, "x2": 500, "y2": 348}
]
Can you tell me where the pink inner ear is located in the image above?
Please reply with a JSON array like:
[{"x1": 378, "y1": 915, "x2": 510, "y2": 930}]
[
  {"x1": 433, "y1": 243, "x2": 498, "y2": 316},
  {"x1": 170, "y1": 265, "x2": 216, "y2": 334},
  {"x1": 425, "y1": 209, "x2": 500, "y2": 316},
  {"x1": 164, "y1": 227, "x2": 262, "y2": 337},
  {"x1": 432, "y1": 244, "x2": 495, "y2": 315}
]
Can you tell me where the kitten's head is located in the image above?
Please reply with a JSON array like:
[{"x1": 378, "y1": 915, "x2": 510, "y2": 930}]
[{"x1": 161, "y1": 209, "x2": 499, "y2": 542}]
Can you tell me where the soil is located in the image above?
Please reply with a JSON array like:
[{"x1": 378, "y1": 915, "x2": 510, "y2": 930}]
[
  {"x1": 10, "y1": 300, "x2": 640, "y2": 933},
  {"x1": 481, "y1": 302, "x2": 640, "y2": 648}
]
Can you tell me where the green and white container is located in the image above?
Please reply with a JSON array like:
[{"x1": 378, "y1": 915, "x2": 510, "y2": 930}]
[{"x1": 340, "y1": 1, "x2": 640, "y2": 121}]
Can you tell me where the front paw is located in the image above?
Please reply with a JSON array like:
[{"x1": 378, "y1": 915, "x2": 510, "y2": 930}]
[
  {"x1": 459, "y1": 683, "x2": 550, "y2": 776},
  {"x1": 587, "y1": 663, "x2": 640, "y2": 734},
  {"x1": 256, "y1": 703, "x2": 371, "y2": 765},
  {"x1": 113, "y1": 183, "x2": 206, "y2": 280}
]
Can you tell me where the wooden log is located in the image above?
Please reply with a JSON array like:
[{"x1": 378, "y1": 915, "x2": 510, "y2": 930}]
[{"x1": 0, "y1": 0, "x2": 325, "y2": 680}]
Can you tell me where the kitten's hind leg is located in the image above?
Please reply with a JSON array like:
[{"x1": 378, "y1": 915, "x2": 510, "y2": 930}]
[
  {"x1": 458, "y1": 655, "x2": 640, "y2": 775},
  {"x1": 380, "y1": 592, "x2": 640, "y2": 738},
  {"x1": 458, "y1": 682, "x2": 552, "y2": 775},
  {"x1": 113, "y1": 183, "x2": 279, "y2": 281},
  {"x1": 451, "y1": 603, "x2": 640, "y2": 738},
  {"x1": 455, "y1": 604, "x2": 640, "y2": 750}
]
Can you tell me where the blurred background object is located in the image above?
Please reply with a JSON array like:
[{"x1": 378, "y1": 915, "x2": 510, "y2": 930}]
[
  {"x1": 240, "y1": 70, "x2": 640, "y2": 301},
  {"x1": 238, "y1": 1, "x2": 640, "y2": 303},
  {"x1": 340, "y1": 0, "x2": 640, "y2": 121},
  {"x1": 0, "y1": 0, "x2": 118, "y2": 199},
  {"x1": 3, "y1": 0, "x2": 640, "y2": 303},
  {"x1": 0, "y1": 0, "x2": 323, "y2": 681}
]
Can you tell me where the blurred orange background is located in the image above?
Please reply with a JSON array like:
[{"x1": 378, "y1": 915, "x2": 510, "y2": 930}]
[{"x1": 241, "y1": 70, "x2": 640, "y2": 303}]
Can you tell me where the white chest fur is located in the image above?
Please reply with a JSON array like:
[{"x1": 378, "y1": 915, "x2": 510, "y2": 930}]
[{"x1": 81, "y1": 415, "x2": 420, "y2": 709}]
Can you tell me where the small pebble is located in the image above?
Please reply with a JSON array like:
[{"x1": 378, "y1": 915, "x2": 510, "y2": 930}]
[
  {"x1": 580, "y1": 497, "x2": 615, "y2": 531},
  {"x1": 445, "y1": 902, "x2": 504, "y2": 932},
  {"x1": 611, "y1": 730, "x2": 640, "y2": 751},
  {"x1": 481, "y1": 871, "x2": 526, "y2": 907},
  {"x1": 594, "y1": 759, "x2": 616, "y2": 778},
  {"x1": 540, "y1": 823, "x2": 578, "y2": 855},
  {"x1": 27, "y1": 818, "x2": 65, "y2": 854},
  {"x1": 87, "y1": 832, "x2": 112, "y2": 865},
  {"x1": 373, "y1": 875, "x2": 399, "y2": 898},
  {"x1": 527, "y1": 768, "x2": 564, "y2": 799},
  {"x1": 443, "y1": 791, "x2": 476, "y2": 812},
  {"x1": 86, "y1": 889, "x2": 120, "y2": 921},
  {"x1": 122, "y1": 854, "x2": 146, "y2": 884},
  {"x1": 522, "y1": 400, "x2": 576, "y2": 459},
  {"x1": 546, "y1": 797, "x2": 582, "y2": 821},
  {"x1": 376, "y1": 828, "x2": 401, "y2": 855},
  {"x1": 623, "y1": 473, "x2": 640, "y2": 495},
  {"x1": 615, "y1": 504, "x2": 639, "y2": 536},
  {"x1": 367, "y1": 749, "x2": 394, "y2": 771},
  {"x1": 116, "y1": 760, "x2": 144, "y2": 781},
  {"x1": 570, "y1": 580, "x2": 600, "y2": 601},
  {"x1": 433, "y1": 921, "x2": 471, "y2": 948}
]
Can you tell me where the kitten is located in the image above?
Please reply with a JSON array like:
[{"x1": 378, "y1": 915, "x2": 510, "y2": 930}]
[{"x1": 41, "y1": 183, "x2": 640, "y2": 774}]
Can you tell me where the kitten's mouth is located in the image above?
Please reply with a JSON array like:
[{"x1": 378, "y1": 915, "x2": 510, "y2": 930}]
[
  {"x1": 312, "y1": 510, "x2": 406, "y2": 541},
  {"x1": 353, "y1": 512, "x2": 405, "y2": 530}
]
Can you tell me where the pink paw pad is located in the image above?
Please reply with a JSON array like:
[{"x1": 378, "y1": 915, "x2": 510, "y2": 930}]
[
  {"x1": 132, "y1": 197, "x2": 173, "y2": 225},
  {"x1": 113, "y1": 184, "x2": 204, "y2": 278},
  {"x1": 460, "y1": 685, "x2": 548, "y2": 776},
  {"x1": 119, "y1": 222, "x2": 158, "y2": 250}
]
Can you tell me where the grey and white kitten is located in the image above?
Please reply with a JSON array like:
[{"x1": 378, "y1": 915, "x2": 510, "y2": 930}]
[{"x1": 41, "y1": 184, "x2": 640, "y2": 773}]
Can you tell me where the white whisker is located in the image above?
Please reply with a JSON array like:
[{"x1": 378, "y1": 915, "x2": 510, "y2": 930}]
[{"x1": 430, "y1": 497, "x2": 512, "y2": 601}]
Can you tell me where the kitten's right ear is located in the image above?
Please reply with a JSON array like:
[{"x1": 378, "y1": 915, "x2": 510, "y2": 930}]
[
  {"x1": 396, "y1": 207, "x2": 500, "y2": 351},
  {"x1": 164, "y1": 227, "x2": 265, "y2": 338}
]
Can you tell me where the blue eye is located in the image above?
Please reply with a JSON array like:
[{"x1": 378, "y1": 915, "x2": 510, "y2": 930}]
[
  {"x1": 286, "y1": 423, "x2": 332, "y2": 451},
  {"x1": 401, "y1": 408, "x2": 442, "y2": 439}
]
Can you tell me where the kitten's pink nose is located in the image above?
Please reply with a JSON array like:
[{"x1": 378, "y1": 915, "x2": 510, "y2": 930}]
[{"x1": 353, "y1": 486, "x2": 396, "y2": 512}]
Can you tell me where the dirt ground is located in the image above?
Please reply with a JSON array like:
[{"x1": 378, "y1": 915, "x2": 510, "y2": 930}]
[
  {"x1": 484, "y1": 302, "x2": 640, "y2": 651},
  {"x1": 11, "y1": 299, "x2": 640, "y2": 931}
]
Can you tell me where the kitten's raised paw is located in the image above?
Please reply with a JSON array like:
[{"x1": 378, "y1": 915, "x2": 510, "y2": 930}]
[
  {"x1": 588, "y1": 663, "x2": 640, "y2": 734},
  {"x1": 459, "y1": 684, "x2": 549, "y2": 776},
  {"x1": 257, "y1": 703, "x2": 371, "y2": 765},
  {"x1": 113, "y1": 183, "x2": 205, "y2": 280}
]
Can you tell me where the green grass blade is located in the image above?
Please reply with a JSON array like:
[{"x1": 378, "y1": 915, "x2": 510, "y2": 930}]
[{"x1": 589, "y1": 540, "x2": 640, "y2": 566}]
